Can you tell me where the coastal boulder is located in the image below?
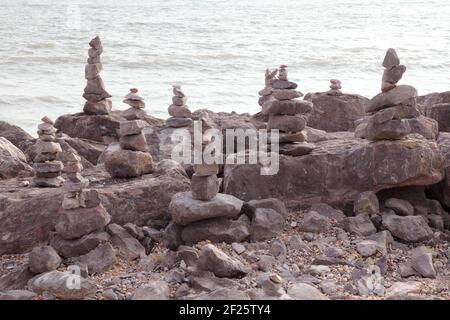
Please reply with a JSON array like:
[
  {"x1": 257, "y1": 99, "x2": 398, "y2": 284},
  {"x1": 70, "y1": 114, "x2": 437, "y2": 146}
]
[{"x1": 0, "y1": 137, "x2": 34, "y2": 179}]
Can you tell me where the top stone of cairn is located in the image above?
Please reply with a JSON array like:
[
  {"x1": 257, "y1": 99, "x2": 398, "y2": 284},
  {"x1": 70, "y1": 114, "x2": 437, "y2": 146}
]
[{"x1": 382, "y1": 48, "x2": 400, "y2": 69}]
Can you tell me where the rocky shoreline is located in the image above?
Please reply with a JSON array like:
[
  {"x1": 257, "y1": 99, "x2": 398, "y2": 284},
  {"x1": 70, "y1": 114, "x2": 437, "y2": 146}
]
[{"x1": 0, "y1": 43, "x2": 449, "y2": 300}]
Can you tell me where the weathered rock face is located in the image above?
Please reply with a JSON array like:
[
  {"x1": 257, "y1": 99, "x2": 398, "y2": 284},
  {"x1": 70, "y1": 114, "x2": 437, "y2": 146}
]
[
  {"x1": 0, "y1": 162, "x2": 190, "y2": 254},
  {"x1": 305, "y1": 93, "x2": 369, "y2": 132},
  {"x1": 56, "y1": 135, "x2": 106, "y2": 165},
  {"x1": 418, "y1": 91, "x2": 450, "y2": 132},
  {"x1": 0, "y1": 137, "x2": 34, "y2": 179},
  {"x1": 197, "y1": 244, "x2": 250, "y2": 278},
  {"x1": 382, "y1": 215, "x2": 433, "y2": 242},
  {"x1": 223, "y1": 138, "x2": 444, "y2": 208},
  {"x1": 0, "y1": 121, "x2": 35, "y2": 157},
  {"x1": 28, "y1": 246, "x2": 62, "y2": 274},
  {"x1": 104, "y1": 149, "x2": 153, "y2": 178},
  {"x1": 54, "y1": 113, "x2": 120, "y2": 143},
  {"x1": 430, "y1": 133, "x2": 450, "y2": 207}
]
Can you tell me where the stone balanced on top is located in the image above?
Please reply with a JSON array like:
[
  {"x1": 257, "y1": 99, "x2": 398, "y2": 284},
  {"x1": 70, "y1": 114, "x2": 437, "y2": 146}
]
[
  {"x1": 33, "y1": 116, "x2": 64, "y2": 187},
  {"x1": 327, "y1": 79, "x2": 342, "y2": 96},
  {"x1": 166, "y1": 85, "x2": 193, "y2": 128},
  {"x1": 104, "y1": 119, "x2": 153, "y2": 178},
  {"x1": 362, "y1": 48, "x2": 419, "y2": 141},
  {"x1": 122, "y1": 88, "x2": 149, "y2": 120},
  {"x1": 51, "y1": 151, "x2": 113, "y2": 266},
  {"x1": 262, "y1": 65, "x2": 315, "y2": 156},
  {"x1": 258, "y1": 68, "x2": 278, "y2": 107},
  {"x1": 83, "y1": 36, "x2": 112, "y2": 115}
]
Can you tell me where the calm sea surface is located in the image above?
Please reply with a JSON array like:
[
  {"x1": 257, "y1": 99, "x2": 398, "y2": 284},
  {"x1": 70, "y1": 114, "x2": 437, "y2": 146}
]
[{"x1": 0, "y1": 0, "x2": 449, "y2": 134}]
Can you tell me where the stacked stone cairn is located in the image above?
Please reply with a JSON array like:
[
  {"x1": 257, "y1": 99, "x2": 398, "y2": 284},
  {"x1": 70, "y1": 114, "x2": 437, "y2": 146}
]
[
  {"x1": 83, "y1": 36, "x2": 112, "y2": 115},
  {"x1": 33, "y1": 116, "x2": 64, "y2": 187},
  {"x1": 362, "y1": 48, "x2": 419, "y2": 141},
  {"x1": 166, "y1": 85, "x2": 193, "y2": 128},
  {"x1": 262, "y1": 65, "x2": 315, "y2": 156},
  {"x1": 122, "y1": 88, "x2": 148, "y2": 120},
  {"x1": 104, "y1": 120, "x2": 153, "y2": 178},
  {"x1": 326, "y1": 79, "x2": 342, "y2": 96},
  {"x1": 49, "y1": 152, "x2": 114, "y2": 273},
  {"x1": 258, "y1": 68, "x2": 278, "y2": 107}
]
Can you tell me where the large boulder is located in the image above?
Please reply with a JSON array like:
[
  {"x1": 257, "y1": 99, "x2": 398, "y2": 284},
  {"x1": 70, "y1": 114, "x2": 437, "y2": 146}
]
[
  {"x1": 305, "y1": 93, "x2": 369, "y2": 132},
  {"x1": 54, "y1": 113, "x2": 120, "y2": 143},
  {"x1": 382, "y1": 215, "x2": 433, "y2": 243},
  {"x1": 0, "y1": 137, "x2": 34, "y2": 179},
  {"x1": 223, "y1": 138, "x2": 444, "y2": 208},
  {"x1": 0, "y1": 121, "x2": 35, "y2": 157},
  {"x1": 56, "y1": 135, "x2": 106, "y2": 165},
  {"x1": 0, "y1": 162, "x2": 190, "y2": 254},
  {"x1": 417, "y1": 91, "x2": 450, "y2": 132}
]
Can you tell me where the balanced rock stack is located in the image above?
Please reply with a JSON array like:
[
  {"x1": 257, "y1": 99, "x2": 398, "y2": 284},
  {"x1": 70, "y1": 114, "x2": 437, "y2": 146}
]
[
  {"x1": 262, "y1": 65, "x2": 314, "y2": 156},
  {"x1": 104, "y1": 120, "x2": 153, "y2": 178},
  {"x1": 50, "y1": 158, "x2": 114, "y2": 272},
  {"x1": 122, "y1": 88, "x2": 148, "y2": 120},
  {"x1": 258, "y1": 68, "x2": 278, "y2": 107},
  {"x1": 83, "y1": 36, "x2": 112, "y2": 115},
  {"x1": 33, "y1": 117, "x2": 64, "y2": 187},
  {"x1": 327, "y1": 79, "x2": 342, "y2": 96},
  {"x1": 362, "y1": 48, "x2": 419, "y2": 141},
  {"x1": 166, "y1": 85, "x2": 193, "y2": 128}
]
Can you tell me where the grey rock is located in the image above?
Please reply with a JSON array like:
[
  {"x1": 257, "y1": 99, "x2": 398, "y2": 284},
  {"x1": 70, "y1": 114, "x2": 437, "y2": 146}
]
[
  {"x1": 367, "y1": 85, "x2": 417, "y2": 113},
  {"x1": 250, "y1": 208, "x2": 285, "y2": 241},
  {"x1": 382, "y1": 215, "x2": 433, "y2": 242},
  {"x1": 0, "y1": 266, "x2": 35, "y2": 291},
  {"x1": 354, "y1": 191, "x2": 379, "y2": 215},
  {"x1": 191, "y1": 174, "x2": 220, "y2": 201},
  {"x1": 166, "y1": 117, "x2": 193, "y2": 128},
  {"x1": 50, "y1": 232, "x2": 110, "y2": 259},
  {"x1": 107, "y1": 224, "x2": 146, "y2": 261},
  {"x1": 343, "y1": 214, "x2": 376, "y2": 236},
  {"x1": 267, "y1": 115, "x2": 306, "y2": 133},
  {"x1": 262, "y1": 98, "x2": 313, "y2": 116},
  {"x1": 287, "y1": 283, "x2": 327, "y2": 300},
  {"x1": 410, "y1": 246, "x2": 436, "y2": 278},
  {"x1": 163, "y1": 221, "x2": 183, "y2": 250},
  {"x1": 356, "y1": 240, "x2": 384, "y2": 257},
  {"x1": 385, "y1": 198, "x2": 414, "y2": 216},
  {"x1": 269, "y1": 239, "x2": 287, "y2": 257},
  {"x1": 242, "y1": 198, "x2": 287, "y2": 218},
  {"x1": 132, "y1": 281, "x2": 170, "y2": 300},
  {"x1": 382, "y1": 65, "x2": 406, "y2": 84},
  {"x1": 190, "y1": 276, "x2": 237, "y2": 292},
  {"x1": 177, "y1": 246, "x2": 199, "y2": 266},
  {"x1": 272, "y1": 79, "x2": 298, "y2": 90},
  {"x1": 197, "y1": 244, "x2": 250, "y2": 278},
  {"x1": 382, "y1": 48, "x2": 400, "y2": 69},
  {"x1": 28, "y1": 246, "x2": 62, "y2": 274},
  {"x1": 73, "y1": 243, "x2": 116, "y2": 275},
  {"x1": 298, "y1": 211, "x2": 329, "y2": 233},
  {"x1": 0, "y1": 290, "x2": 37, "y2": 300}
]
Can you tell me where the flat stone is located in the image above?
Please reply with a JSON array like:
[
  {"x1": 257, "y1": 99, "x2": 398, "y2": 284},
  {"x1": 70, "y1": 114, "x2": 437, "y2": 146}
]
[
  {"x1": 181, "y1": 217, "x2": 250, "y2": 245},
  {"x1": 119, "y1": 120, "x2": 148, "y2": 136},
  {"x1": 272, "y1": 79, "x2": 298, "y2": 90},
  {"x1": 356, "y1": 240, "x2": 384, "y2": 257},
  {"x1": 33, "y1": 161, "x2": 63, "y2": 173},
  {"x1": 35, "y1": 140, "x2": 62, "y2": 154},
  {"x1": 28, "y1": 246, "x2": 61, "y2": 274},
  {"x1": 107, "y1": 224, "x2": 146, "y2": 261},
  {"x1": 382, "y1": 48, "x2": 400, "y2": 69},
  {"x1": 262, "y1": 99, "x2": 313, "y2": 116},
  {"x1": 272, "y1": 89, "x2": 304, "y2": 100},
  {"x1": 83, "y1": 99, "x2": 112, "y2": 115},
  {"x1": 191, "y1": 173, "x2": 220, "y2": 200},
  {"x1": 72, "y1": 243, "x2": 116, "y2": 275},
  {"x1": 33, "y1": 176, "x2": 65, "y2": 188},
  {"x1": 0, "y1": 290, "x2": 36, "y2": 300},
  {"x1": 28, "y1": 270, "x2": 96, "y2": 300},
  {"x1": 250, "y1": 208, "x2": 285, "y2": 241},
  {"x1": 55, "y1": 205, "x2": 111, "y2": 240},
  {"x1": 123, "y1": 99, "x2": 145, "y2": 109},
  {"x1": 279, "y1": 131, "x2": 307, "y2": 143},
  {"x1": 50, "y1": 232, "x2": 110, "y2": 259},
  {"x1": 169, "y1": 192, "x2": 243, "y2": 226},
  {"x1": 132, "y1": 281, "x2": 170, "y2": 300},
  {"x1": 194, "y1": 163, "x2": 219, "y2": 176},
  {"x1": 287, "y1": 283, "x2": 328, "y2": 300},
  {"x1": 382, "y1": 215, "x2": 433, "y2": 242},
  {"x1": 197, "y1": 244, "x2": 250, "y2": 278},
  {"x1": 83, "y1": 77, "x2": 111, "y2": 99},
  {"x1": 172, "y1": 96, "x2": 187, "y2": 107},
  {"x1": 365, "y1": 118, "x2": 411, "y2": 141},
  {"x1": 242, "y1": 198, "x2": 287, "y2": 218},
  {"x1": 368, "y1": 85, "x2": 417, "y2": 113},
  {"x1": 279, "y1": 142, "x2": 315, "y2": 156},
  {"x1": 104, "y1": 149, "x2": 153, "y2": 178},
  {"x1": 385, "y1": 198, "x2": 414, "y2": 216},
  {"x1": 119, "y1": 132, "x2": 149, "y2": 152},
  {"x1": 268, "y1": 114, "x2": 306, "y2": 133},
  {"x1": 166, "y1": 117, "x2": 193, "y2": 128}
]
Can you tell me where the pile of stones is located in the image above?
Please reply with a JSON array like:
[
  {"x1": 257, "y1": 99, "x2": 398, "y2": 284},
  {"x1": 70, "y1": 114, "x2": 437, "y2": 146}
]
[
  {"x1": 50, "y1": 154, "x2": 114, "y2": 274},
  {"x1": 362, "y1": 48, "x2": 419, "y2": 141},
  {"x1": 258, "y1": 68, "x2": 278, "y2": 107},
  {"x1": 83, "y1": 36, "x2": 112, "y2": 115},
  {"x1": 122, "y1": 88, "x2": 148, "y2": 120},
  {"x1": 327, "y1": 79, "x2": 342, "y2": 96},
  {"x1": 33, "y1": 116, "x2": 64, "y2": 187},
  {"x1": 104, "y1": 120, "x2": 153, "y2": 178},
  {"x1": 166, "y1": 85, "x2": 193, "y2": 128},
  {"x1": 262, "y1": 65, "x2": 315, "y2": 156}
]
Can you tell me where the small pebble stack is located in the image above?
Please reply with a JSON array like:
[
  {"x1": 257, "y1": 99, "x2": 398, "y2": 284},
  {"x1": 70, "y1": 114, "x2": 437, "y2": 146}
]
[
  {"x1": 262, "y1": 65, "x2": 314, "y2": 156},
  {"x1": 326, "y1": 79, "x2": 342, "y2": 96},
  {"x1": 122, "y1": 88, "x2": 148, "y2": 120},
  {"x1": 83, "y1": 36, "x2": 112, "y2": 115},
  {"x1": 61, "y1": 151, "x2": 89, "y2": 210},
  {"x1": 167, "y1": 85, "x2": 193, "y2": 128},
  {"x1": 33, "y1": 116, "x2": 64, "y2": 187}
]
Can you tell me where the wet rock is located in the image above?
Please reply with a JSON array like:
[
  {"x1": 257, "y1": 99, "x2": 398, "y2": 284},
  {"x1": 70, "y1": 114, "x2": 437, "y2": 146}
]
[
  {"x1": 197, "y1": 244, "x2": 250, "y2": 278},
  {"x1": 28, "y1": 246, "x2": 62, "y2": 274}
]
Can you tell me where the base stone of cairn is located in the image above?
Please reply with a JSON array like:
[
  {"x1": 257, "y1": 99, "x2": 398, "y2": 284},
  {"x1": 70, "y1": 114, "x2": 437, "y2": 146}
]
[
  {"x1": 50, "y1": 152, "x2": 115, "y2": 273},
  {"x1": 361, "y1": 49, "x2": 419, "y2": 141},
  {"x1": 82, "y1": 36, "x2": 112, "y2": 115},
  {"x1": 262, "y1": 65, "x2": 314, "y2": 156},
  {"x1": 105, "y1": 120, "x2": 153, "y2": 178},
  {"x1": 33, "y1": 117, "x2": 64, "y2": 187},
  {"x1": 122, "y1": 88, "x2": 149, "y2": 120},
  {"x1": 166, "y1": 85, "x2": 193, "y2": 128}
]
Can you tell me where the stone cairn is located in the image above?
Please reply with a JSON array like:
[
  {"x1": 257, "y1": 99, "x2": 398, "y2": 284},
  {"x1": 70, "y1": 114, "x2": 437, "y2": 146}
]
[
  {"x1": 50, "y1": 151, "x2": 113, "y2": 270},
  {"x1": 122, "y1": 88, "x2": 148, "y2": 120},
  {"x1": 166, "y1": 85, "x2": 193, "y2": 128},
  {"x1": 33, "y1": 116, "x2": 64, "y2": 187},
  {"x1": 327, "y1": 79, "x2": 342, "y2": 96},
  {"x1": 83, "y1": 36, "x2": 112, "y2": 115},
  {"x1": 104, "y1": 119, "x2": 153, "y2": 178},
  {"x1": 258, "y1": 68, "x2": 278, "y2": 107},
  {"x1": 362, "y1": 48, "x2": 419, "y2": 141},
  {"x1": 262, "y1": 65, "x2": 314, "y2": 156}
]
